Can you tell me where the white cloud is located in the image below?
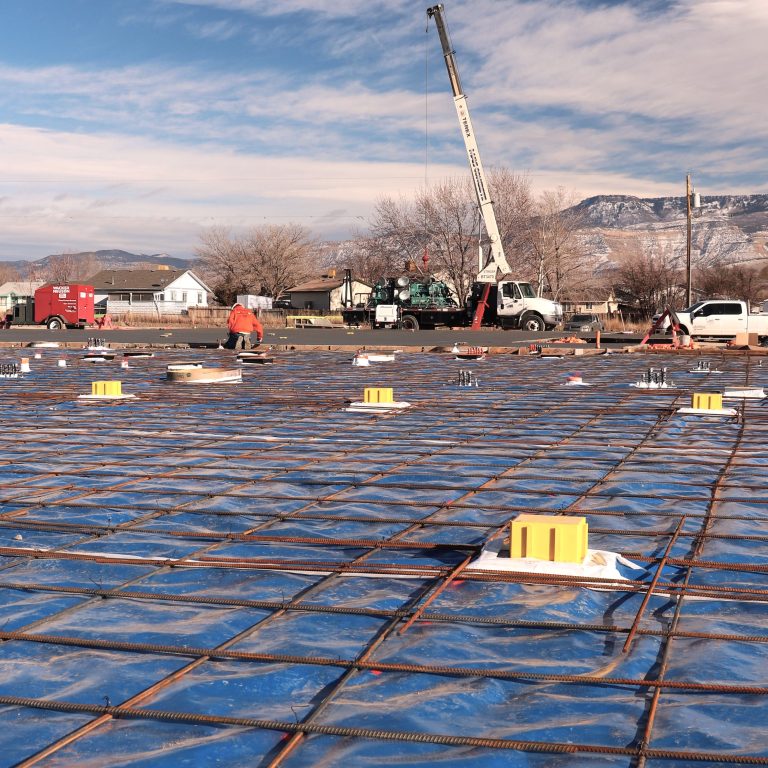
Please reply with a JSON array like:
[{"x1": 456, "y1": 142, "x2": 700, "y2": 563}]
[
  {"x1": 187, "y1": 19, "x2": 242, "y2": 40},
  {"x1": 1, "y1": 0, "x2": 767, "y2": 259},
  {"x1": 166, "y1": 0, "x2": 411, "y2": 18},
  {"x1": 0, "y1": 123, "x2": 465, "y2": 258},
  {"x1": 449, "y1": 0, "x2": 768, "y2": 148},
  {"x1": 0, "y1": 115, "x2": 688, "y2": 261}
]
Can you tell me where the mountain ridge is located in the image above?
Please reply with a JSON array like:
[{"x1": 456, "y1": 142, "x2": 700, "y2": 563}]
[
  {"x1": 3, "y1": 250, "x2": 191, "y2": 280},
  {"x1": 571, "y1": 194, "x2": 768, "y2": 270},
  {"x1": 574, "y1": 193, "x2": 768, "y2": 231},
  {"x1": 3, "y1": 194, "x2": 767, "y2": 279}
]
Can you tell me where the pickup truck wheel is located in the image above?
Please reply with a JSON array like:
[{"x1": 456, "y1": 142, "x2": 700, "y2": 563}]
[
  {"x1": 665, "y1": 324, "x2": 689, "y2": 336},
  {"x1": 520, "y1": 313, "x2": 544, "y2": 332},
  {"x1": 46, "y1": 317, "x2": 64, "y2": 330},
  {"x1": 401, "y1": 315, "x2": 420, "y2": 331}
]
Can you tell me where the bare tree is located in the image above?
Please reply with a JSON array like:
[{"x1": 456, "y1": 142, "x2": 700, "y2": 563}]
[
  {"x1": 696, "y1": 263, "x2": 767, "y2": 307},
  {"x1": 524, "y1": 188, "x2": 589, "y2": 299},
  {"x1": 359, "y1": 168, "x2": 533, "y2": 300},
  {"x1": 0, "y1": 264, "x2": 20, "y2": 284},
  {"x1": 35, "y1": 252, "x2": 102, "y2": 283},
  {"x1": 46, "y1": 254, "x2": 77, "y2": 283},
  {"x1": 416, "y1": 178, "x2": 477, "y2": 301},
  {"x1": 245, "y1": 223, "x2": 317, "y2": 300},
  {"x1": 328, "y1": 235, "x2": 398, "y2": 287},
  {"x1": 196, "y1": 223, "x2": 316, "y2": 304},
  {"x1": 487, "y1": 168, "x2": 533, "y2": 274},
  {"x1": 612, "y1": 237, "x2": 682, "y2": 318},
  {"x1": 195, "y1": 226, "x2": 255, "y2": 305},
  {"x1": 367, "y1": 195, "x2": 427, "y2": 276}
]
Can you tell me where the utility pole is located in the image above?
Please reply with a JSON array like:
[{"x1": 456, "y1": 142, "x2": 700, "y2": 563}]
[
  {"x1": 686, "y1": 174, "x2": 692, "y2": 307},
  {"x1": 685, "y1": 174, "x2": 701, "y2": 308},
  {"x1": 537, "y1": 244, "x2": 544, "y2": 298}
]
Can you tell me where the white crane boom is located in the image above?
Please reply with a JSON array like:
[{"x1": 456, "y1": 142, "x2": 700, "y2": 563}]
[{"x1": 426, "y1": 4, "x2": 511, "y2": 282}]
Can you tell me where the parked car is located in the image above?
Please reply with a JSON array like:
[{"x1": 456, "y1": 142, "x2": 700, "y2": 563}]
[
  {"x1": 272, "y1": 297, "x2": 292, "y2": 309},
  {"x1": 563, "y1": 313, "x2": 604, "y2": 333}
]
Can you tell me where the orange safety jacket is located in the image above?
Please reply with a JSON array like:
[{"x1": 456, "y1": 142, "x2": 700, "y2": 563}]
[{"x1": 228, "y1": 305, "x2": 263, "y2": 339}]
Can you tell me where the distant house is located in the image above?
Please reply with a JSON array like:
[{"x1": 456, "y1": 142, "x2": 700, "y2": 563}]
[
  {"x1": 0, "y1": 280, "x2": 45, "y2": 312},
  {"x1": 88, "y1": 268, "x2": 211, "y2": 315},
  {"x1": 288, "y1": 272, "x2": 371, "y2": 312},
  {"x1": 560, "y1": 291, "x2": 619, "y2": 317}
]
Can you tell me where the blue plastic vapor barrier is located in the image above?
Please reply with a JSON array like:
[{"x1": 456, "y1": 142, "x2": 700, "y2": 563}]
[{"x1": 0, "y1": 345, "x2": 766, "y2": 765}]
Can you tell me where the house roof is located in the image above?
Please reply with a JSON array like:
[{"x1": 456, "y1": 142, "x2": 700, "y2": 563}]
[
  {"x1": 0, "y1": 280, "x2": 45, "y2": 296},
  {"x1": 88, "y1": 268, "x2": 211, "y2": 293},
  {"x1": 288, "y1": 277, "x2": 344, "y2": 293},
  {"x1": 288, "y1": 276, "x2": 371, "y2": 293},
  {"x1": 561, "y1": 297, "x2": 615, "y2": 304}
]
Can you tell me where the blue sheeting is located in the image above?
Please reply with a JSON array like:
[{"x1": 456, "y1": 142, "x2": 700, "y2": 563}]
[{"x1": 0, "y1": 347, "x2": 766, "y2": 765}]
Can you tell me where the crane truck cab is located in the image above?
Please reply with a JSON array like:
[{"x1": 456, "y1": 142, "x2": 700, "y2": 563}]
[{"x1": 491, "y1": 280, "x2": 562, "y2": 331}]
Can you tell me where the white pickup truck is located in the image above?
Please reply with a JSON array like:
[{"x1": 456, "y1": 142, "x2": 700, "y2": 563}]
[{"x1": 672, "y1": 299, "x2": 768, "y2": 341}]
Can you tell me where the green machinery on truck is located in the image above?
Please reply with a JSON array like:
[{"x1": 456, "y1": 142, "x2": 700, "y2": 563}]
[{"x1": 340, "y1": 269, "x2": 561, "y2": 331}]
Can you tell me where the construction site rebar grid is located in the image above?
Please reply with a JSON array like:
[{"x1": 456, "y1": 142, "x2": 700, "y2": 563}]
[{"x1": 1, "y1": 346, "x2": 768, "y2": 767}]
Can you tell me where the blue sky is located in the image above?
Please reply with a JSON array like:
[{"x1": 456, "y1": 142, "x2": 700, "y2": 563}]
[{"x1": 0, "y1": 0, "x2": 766, "y2": 260}]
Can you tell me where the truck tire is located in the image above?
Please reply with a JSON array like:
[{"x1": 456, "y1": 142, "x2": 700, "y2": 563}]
[
  {"x1": 520, "y1": 313, "x2": 544, "y2": 332},
  {"x1": 667, "y1": 325, "x2": 689, "y2": 336},
  {"x1": 401, "y1": 314, "x2": 420, "y2": 331},
  {"x1": 46, "y1": 317, "x2": 64, "y2": 330}
]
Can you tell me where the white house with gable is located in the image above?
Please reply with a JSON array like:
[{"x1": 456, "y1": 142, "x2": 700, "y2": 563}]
[
  {"x1": 0, "y1": 280, "x2": 45, "y2": 313},
  {"x1": 88, "y1": 267, "x2": 211, "y2": 316}
]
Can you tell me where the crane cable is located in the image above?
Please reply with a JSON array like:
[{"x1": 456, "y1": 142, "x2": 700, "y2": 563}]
[
  {"x1": 425, "y1": 14, "x2": 430, "y2": 194},
  {"x1": 423, "y1": 15, "x2": 431, "y2": 274}
]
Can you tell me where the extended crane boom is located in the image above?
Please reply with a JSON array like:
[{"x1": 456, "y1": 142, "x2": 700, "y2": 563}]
[
  {"x1": 426, "y1": 4, "x2": 511, "y2": 283},
  {"x1": 344, "y1": 5, "x2": 563, "y2": 333}
]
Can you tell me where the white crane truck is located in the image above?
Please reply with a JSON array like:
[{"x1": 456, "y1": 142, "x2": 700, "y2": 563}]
[
  {"x1": 342, "y1": 5, "x2": 562, "y2": 332},
  {"x1": 426, "y1": 3, "x2": 561, "y2": 332}
]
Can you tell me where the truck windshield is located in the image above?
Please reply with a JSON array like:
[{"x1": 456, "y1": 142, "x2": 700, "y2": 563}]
[{"x1": 517, "y1": 283, "x2": 536, "y2": 298}]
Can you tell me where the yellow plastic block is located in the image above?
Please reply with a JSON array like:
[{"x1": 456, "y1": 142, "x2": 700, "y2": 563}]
[
  {"x1": 692, "y1": 392, "x2": 722, "y2": 410},
  {"x1": 363, "y1": 387, "x2": 394, "y2": 404},
  {"x1": 92, "y1": 381, "x2": 122, "y2": 396},
  {"x1": 510, "y1": 514, "x2": 588, "y2": 563}
]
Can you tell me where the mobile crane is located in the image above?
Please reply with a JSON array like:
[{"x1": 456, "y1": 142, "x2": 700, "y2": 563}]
[
  {"x1": 426, "y1": 4, "x2": 562, "y2": 331},
  {"x1": 341, "y1": 5, "x2": 562, "y2": 332}
]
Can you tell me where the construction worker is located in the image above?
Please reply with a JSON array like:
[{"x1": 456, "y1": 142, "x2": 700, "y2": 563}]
[{"x1": 225, "y1": 303, "x2": 264, "y2": 350}]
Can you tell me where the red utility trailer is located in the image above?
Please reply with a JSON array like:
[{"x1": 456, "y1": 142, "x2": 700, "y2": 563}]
[{"x1": 32, "y1": 284, "x2": 95, "y2": 329}]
